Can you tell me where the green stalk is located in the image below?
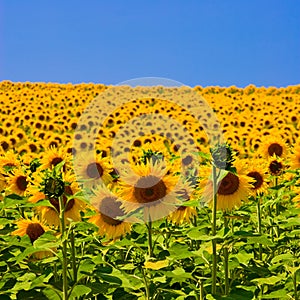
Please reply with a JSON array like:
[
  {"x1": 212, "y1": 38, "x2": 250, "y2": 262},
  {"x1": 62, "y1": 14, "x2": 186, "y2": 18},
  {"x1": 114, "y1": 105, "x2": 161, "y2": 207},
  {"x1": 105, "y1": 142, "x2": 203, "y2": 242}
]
[
  {"x1": 293, "y1": 264, "x2": 298, "y2": 300},
  {"x1": 70, "y1": 228, "x2": 77, "y2": 283},
  {"x1": 211, "y1": 164, "x2": 218, "y2": 295},
  {"x1": 59, "y1": 195, "x2": 68, "y2": 300},
  {"x1": 257, "y1": 197, "x2": 263, "y2": 260},
  {"x1": 199, "y1": 279, "x2": 204, "y2": 300},
  {"x1": 146, "y1": 221, "x2": 153, "y2": 257},
  {"x1": 141, "y1": 267, "x2": 150, "y2": 300},
  {"x1": 223, "y1": 215, "x2": 229, "y2": 296}
]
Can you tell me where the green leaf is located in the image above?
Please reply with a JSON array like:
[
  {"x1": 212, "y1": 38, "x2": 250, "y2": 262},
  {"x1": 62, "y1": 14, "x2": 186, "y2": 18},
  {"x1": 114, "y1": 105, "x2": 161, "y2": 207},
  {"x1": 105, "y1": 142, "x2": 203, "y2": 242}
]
[
  {"x1": 252, "y1": 275, "x2": 284, "y2": 285},
  {"x1": 43, "y1": 287, "x2": 62, "y2": 300},
  {"x1": 234, "y1": 251, "x2": 254, "y2": 265},
  {"x1": 168, "y1": 243, "x2": 193, "y2": 260},
  {"x1": 165, "y1": 267, "x2": 193, "y2": 285},
  {"x1": 69, "y1": 285, "x2": 92, "y2": 298},
  {"x1": 271, "y1": 253, "x2": 294, "y2": 264},
  {"x1": 247, "y1": 235, "x2": 274, "y2": 246},
  {"x1": 261, "y1": 289, "x2": 289, "y2": 299}
]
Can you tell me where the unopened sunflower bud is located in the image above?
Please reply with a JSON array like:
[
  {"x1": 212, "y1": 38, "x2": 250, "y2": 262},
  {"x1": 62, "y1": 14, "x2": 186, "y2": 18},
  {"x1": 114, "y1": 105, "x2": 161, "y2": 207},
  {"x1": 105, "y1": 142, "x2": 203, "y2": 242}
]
[
  {"x1": 210, "y1": 143, "x2": 236, "y2": 171},
  {"x1": 43, "y1": 175, "x2": 65, "y2": 198}
]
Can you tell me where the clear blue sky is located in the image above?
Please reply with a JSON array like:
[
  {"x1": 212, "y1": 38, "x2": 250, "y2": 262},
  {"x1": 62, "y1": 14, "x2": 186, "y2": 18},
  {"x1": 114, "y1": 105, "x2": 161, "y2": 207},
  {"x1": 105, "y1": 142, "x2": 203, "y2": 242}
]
[{"x1": 1, "y1": 0, "x2": 300, "y2": 87}]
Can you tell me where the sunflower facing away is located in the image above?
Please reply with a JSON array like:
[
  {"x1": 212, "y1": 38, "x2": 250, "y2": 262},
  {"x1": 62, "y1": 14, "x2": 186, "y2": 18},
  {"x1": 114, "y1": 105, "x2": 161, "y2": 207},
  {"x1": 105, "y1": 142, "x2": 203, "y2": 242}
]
[
  {"x1": 119, "y1": 160, "x2": 180, "y2": 222},
  {"x1": 88, "y1": 184, "x2": 131, "y2": 240}
]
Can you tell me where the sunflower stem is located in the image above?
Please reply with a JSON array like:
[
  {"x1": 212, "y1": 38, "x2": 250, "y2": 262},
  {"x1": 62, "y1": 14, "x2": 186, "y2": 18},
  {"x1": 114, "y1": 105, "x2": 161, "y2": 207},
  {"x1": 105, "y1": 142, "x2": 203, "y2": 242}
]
[
  {"x1": 256, "y1": 197, "x2": 263, "y2": 260},
  {"x1": 293, "y1": 265, "x2": 298, "y2": 300},
  {"x1": 70, "y1": 228, "x2": 77, "y2": 283},
  {"x1": 147, "y1": 221, "x2": 154, "y2": 257},
  {"x1": 223, "y1": 215, "x2": 229, "y2": 296},
  {"x1": 141, "y1": 266, "x2": 150, "y2": 300},
  {"x1": 59, "y1": 195, "x2": 68, "y2": 300},
  {"x1": 211, "y1": 164, "x2": 218, "y2": 295}
]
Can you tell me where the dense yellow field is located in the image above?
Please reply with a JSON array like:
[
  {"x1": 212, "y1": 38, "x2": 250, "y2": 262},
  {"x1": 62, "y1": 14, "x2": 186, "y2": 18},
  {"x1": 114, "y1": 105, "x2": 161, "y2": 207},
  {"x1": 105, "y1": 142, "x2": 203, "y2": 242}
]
[{"x1": 0, "y1": 81, "x2": 299, "y2": 299}]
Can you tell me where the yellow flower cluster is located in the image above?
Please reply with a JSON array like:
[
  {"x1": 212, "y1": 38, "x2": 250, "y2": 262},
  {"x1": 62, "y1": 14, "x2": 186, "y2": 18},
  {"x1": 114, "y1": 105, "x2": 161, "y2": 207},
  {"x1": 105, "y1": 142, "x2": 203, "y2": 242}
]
[{"x1": 1, "y1": 81, "x2": 300, "y2": 241}]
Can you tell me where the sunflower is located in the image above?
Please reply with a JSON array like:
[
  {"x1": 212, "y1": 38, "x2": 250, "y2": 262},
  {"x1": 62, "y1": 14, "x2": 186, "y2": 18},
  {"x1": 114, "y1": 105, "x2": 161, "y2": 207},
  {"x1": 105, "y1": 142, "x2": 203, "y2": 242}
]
[
  {"x1": 39, "y1": 146, "x2": 71, "y2": 172},
  {"x1": 0, "y1": 150, "x2": 20, "y2": 174},
  {"x1": 244, "y1": 159, "x2": 269, "y2": 196},
  {"x1": 267, "y1": 155, "x2": 285, "y2": 177},
  {"x1": 0, "y1": 173, "x2": 7, "y2": 192},
  {"x1": 88, "y1": 185, "x2": 131, "y2": 240},
  {"x1": 167, "y1": 182, "x2": 198, "y2": 225},
  {"x1": 11, "y1": 216, "x2": 53, "y2": 259},
  {"x1": 7, "y1": 168, "x2": 30, "y2": 196},
  {"x1": 262, "y1": 137, "x2": 287, "y2": 159},
  {"x1": 74, "y1": 151, "x2": 112, "y2": 189},
  {"x1": 293, "y1": 189, "x2": 300, "y2": 209},
  {"x1": 119, "y1": 160, "x2": 180, "y2": 222},
  {"x1": 28, "y1": 171, "x2": 84, "y2": 227},
  {"x1": 201, "y1": 160, "x2": 253, "y2": 211},
  {"x1": 289, "y1": 145, "x2": 300, "y2": 170}
]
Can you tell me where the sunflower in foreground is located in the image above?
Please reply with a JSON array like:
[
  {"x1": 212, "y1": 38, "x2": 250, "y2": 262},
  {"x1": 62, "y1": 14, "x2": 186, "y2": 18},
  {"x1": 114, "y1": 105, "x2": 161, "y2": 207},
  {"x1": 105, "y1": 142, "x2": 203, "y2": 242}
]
[
  {"x1": 201, "y1": 160, "x2": 253, "y2": 211},
  {"x1": 88, "y1": 185, "x2": 131, "y2": 240},
  {"x1": 119, "y1": 160, "x2": 180, "y2": 222},
  {"x1": 167, "y1": 182, "x2": 198, "y2": 225},
  {"x1": 11, "y1": 216, "x2": 53, "y2": 259}
]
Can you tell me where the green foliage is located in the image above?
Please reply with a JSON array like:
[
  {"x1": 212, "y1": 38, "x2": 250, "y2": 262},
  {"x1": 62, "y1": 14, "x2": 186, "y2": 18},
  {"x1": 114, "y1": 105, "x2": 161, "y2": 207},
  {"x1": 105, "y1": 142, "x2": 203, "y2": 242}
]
[{"x1": 0, "y1": 172, "x2": 299, "y2": 300}]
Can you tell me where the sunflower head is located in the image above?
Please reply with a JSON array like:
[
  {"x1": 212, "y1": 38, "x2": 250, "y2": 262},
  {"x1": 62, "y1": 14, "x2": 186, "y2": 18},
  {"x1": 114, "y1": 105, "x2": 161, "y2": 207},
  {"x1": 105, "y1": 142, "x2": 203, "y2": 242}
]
[
  {"x1": 12, "y1": 217, "x2": 47, "y2": 244},
  {"x1": 263, "y1": 137, "x2": 287, "y2": 159},
  {"x1": 7, "y1": 168, "x2": 30, "y2": 196},
  {"x1": 268, "y1": 155, "x2": 284, "y2": 176},
  {"x1": 210, "y1": 142, "x2": 236, "y2": 171},
  {"x1": 42, "y1": 173, "x2": 65, "y2": 199}
]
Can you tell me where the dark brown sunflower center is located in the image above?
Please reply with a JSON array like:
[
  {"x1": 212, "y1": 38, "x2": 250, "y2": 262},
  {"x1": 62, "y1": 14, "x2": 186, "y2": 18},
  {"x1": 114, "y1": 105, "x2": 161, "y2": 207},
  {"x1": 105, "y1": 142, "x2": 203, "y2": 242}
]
[
  {"x1": 269, "y1": 161, "x2": 283, "y2": 175},
  {"x1": 177, "y1": 205, "x2": 187, "y2": 211},
  {"x1": 247, "y1": 171, "x2": 263, "y2": 189},
  {"x1": 51, "y1": 157, "x2": 63, "y2": 167},
  {"x1": 49, "y1": 185, "x2": 74, "y2": 212},
  {"x1": 268, "y1": 143, "x2": 283, "y2": 157},
  {"x1": 86, "y1": 162, "x2": 103, "y2": 179},
  {"x1": 218, "y1": 172, "x2": 239, "y2": 195},
  {"x1": 16, "y1": 175, "x2": 28, "y2": 191},
  {"x1": 134, "y1": 175, "x2": 167, "y2": 203},
  {"x1": 99, "y1": 196, "x2": 124, "y2": 226},
  {"x1": 26, "y1": 223, "x2": 45, "y2": 243}
]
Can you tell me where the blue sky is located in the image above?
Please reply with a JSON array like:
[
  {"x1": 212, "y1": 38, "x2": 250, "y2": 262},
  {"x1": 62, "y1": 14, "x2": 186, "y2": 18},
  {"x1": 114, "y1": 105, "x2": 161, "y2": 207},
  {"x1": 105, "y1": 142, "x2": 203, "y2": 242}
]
[{"x1": 1, "y1": 0, "x2": 300, "y2": 87}]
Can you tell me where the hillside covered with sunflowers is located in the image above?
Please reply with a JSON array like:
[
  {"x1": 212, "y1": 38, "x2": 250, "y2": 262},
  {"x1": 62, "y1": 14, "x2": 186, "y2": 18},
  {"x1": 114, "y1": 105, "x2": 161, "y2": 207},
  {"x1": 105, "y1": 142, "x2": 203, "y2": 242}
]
[{"x1": 0, "y1": 81, "x2": 300, "y2": 300}]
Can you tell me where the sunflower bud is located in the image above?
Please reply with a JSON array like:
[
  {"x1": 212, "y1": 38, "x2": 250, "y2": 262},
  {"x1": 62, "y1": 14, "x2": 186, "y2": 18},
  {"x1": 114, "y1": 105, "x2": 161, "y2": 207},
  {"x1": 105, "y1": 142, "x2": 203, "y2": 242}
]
[
  {"x1": 43, "y1": 175, "x2": 65, "y2": 198},
  {"x1": 210, "y1": 143, "x2": 236, "y2": 171}
]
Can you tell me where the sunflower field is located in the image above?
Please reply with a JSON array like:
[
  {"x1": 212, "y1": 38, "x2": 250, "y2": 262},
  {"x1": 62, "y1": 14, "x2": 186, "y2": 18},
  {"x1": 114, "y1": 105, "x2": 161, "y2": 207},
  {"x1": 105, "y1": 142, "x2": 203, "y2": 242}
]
[{"x1": 0, "y1": 80, "x2": 300, "y2": 300}]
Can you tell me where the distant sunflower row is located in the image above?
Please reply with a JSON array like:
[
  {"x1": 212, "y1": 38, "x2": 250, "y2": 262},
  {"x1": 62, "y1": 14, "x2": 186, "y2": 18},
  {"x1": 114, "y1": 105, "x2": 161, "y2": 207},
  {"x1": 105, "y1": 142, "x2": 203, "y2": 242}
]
[{"x1": 0, "y1": 81, "x2": 300, "y2": 244}]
